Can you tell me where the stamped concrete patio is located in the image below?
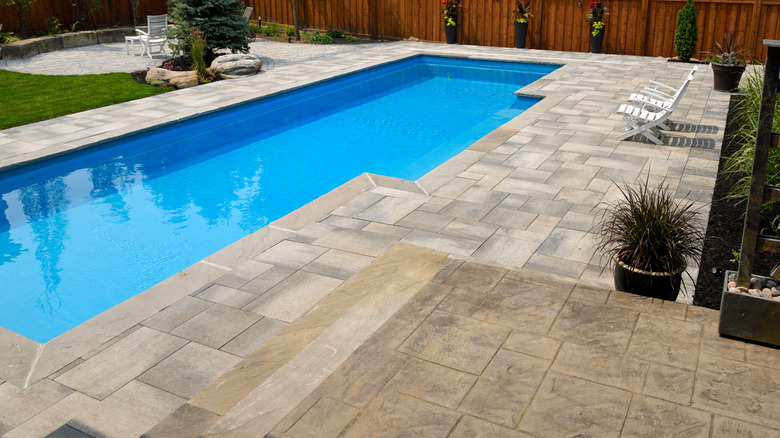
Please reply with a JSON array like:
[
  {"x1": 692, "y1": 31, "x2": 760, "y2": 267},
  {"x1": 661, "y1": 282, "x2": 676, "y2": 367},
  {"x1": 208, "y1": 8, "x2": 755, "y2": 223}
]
[{"x1": 0, "y1": 40, "x2": 768, "y2": 437}]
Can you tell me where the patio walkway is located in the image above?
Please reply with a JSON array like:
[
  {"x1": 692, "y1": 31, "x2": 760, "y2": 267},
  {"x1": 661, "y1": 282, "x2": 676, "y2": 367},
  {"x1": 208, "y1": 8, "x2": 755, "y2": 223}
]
[{"x1": 0, "y1": 41, "x2": 748, "y2": 437}]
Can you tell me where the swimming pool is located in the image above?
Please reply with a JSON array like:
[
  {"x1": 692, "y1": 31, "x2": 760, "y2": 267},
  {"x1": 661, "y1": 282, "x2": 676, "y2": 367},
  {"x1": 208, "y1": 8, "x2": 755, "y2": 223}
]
[{"x1": 0, "y1": 55, "x2": 558, "y2": 343}]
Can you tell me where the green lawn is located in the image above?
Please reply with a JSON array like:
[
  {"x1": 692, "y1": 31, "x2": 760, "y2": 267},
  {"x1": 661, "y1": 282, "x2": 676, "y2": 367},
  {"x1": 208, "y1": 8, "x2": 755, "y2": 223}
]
[{"x1": 0, "y1": 69, "x2": 173, "y2": 130}]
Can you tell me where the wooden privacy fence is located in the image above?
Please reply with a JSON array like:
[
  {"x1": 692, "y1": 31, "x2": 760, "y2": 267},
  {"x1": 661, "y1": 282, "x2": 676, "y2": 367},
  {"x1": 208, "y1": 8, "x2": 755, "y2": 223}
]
[{"x1": 3, "y1": 0, "x2": 780, "y2": 62}]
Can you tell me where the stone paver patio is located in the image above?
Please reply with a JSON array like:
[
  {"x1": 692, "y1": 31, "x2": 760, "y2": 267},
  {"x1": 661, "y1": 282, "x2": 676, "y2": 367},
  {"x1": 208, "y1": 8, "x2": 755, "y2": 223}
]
[{"x1": 0, "y1": 41, "x2": 754, "y2": 437}]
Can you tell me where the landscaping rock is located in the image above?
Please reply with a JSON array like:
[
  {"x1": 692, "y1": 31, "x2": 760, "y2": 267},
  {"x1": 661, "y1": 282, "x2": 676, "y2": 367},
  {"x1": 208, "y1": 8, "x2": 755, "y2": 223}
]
[
  {"x1": 170, "y1": 74, "x2": 198, "y2": 89},
  {"x1": 146, "y1": 68, "x2": 198, "y2": 89},
  {"x1": 210, "y1": 54, "x2": 262, "y2": 79}
]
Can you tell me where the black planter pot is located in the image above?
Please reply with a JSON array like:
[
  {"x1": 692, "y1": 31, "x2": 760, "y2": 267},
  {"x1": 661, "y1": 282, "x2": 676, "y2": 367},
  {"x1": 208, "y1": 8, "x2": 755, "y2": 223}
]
[
  {"x1": 445, "y1": 24, "x2": 457, "y2": 44},
  {"x1": 589, "y1": 23, "x2": 604, "y2": 53},
  {"x1": 711, "y1": 63, "x2": 746, "y2": 92},
  {"x1": 514, "y1": 21, "x2": 528, "y2": 49},
  {"x1": 613, "y1": 255, "x2": 684, "y2": 301}
]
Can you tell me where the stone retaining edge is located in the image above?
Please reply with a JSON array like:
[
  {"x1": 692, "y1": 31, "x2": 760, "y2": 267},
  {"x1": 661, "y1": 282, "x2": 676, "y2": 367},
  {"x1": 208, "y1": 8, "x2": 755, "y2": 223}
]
[{"x1": 0, "y1": 27, "x2": 139, "y2": 60}]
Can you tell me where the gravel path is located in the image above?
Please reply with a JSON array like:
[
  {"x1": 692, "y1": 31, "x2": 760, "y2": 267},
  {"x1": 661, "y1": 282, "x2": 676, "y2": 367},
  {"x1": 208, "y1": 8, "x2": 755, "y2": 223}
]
[{"x1": 0, "y1": 38, "x2": 386, "y2": 75}]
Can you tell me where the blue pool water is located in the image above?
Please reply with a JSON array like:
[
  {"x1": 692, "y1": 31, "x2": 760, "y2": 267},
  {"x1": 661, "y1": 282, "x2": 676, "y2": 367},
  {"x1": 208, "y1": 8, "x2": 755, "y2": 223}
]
[{"x1": 0, "y1": 56, "x2": 558, "y2": 342}]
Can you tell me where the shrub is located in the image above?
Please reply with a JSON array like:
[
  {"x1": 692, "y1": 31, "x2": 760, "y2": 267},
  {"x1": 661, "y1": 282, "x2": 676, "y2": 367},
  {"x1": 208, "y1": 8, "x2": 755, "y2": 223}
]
[
  {"x1": 260, "y1": 21, "x2": 281, "y2": 36},
  {"x1": 285, "y1": 25, "x2": 295, "y2": 37},
  {"x1": 326, "y1": 28, "x2": 344, "y2": 38},
  {"x1": 674, "y1": 0, "x2": 697, "y2": 62},
  {"x1": 345, "y1": 35, "x2": 356, "y2": 43},
  {"x1": 0, "y1": 25, "x2": 16, "y2": 44},
  {"x1": 169, "y1": 0, "x2": 249, "y2": 60},
  {"x1": 45, "y1": 16, "x2": 62, "y2": 35},
  {"x1": 189, "y1": 28, "x2": 209, "y2": 82},
  {"x1": 309, "y1": 32, "x2": 333, "y2": 44},
  {"x1": 249, "y1": 23, "x2": 261, "y2": 35}
]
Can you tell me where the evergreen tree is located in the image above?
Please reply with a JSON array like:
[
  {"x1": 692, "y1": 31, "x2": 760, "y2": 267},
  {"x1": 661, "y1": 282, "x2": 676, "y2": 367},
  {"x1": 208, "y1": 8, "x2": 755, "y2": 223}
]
[
  {"x1": 170, "y1": 0, "x2": 249, "y2": 61},
  {"x1": 674, "y1": 0, "x2": 698, "y2": 62}
]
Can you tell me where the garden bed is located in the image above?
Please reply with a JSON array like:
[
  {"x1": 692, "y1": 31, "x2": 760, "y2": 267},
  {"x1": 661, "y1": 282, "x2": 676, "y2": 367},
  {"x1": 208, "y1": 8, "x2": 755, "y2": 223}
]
[{"x1": 694, "y1": 95, "x2": 776, "y2": 309}]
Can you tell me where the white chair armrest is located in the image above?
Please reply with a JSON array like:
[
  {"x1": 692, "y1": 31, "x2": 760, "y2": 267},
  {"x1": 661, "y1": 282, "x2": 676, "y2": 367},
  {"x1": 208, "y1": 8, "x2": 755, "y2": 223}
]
[
  {"x1": 641, "y1": 88, "x2": 674, "y2": 100},
  {"x1": 136, "y1": 29, "x2": 149, "y2": 36},
  {"x1": 647, "y1": 80, "x2": 678, "y2": 92}
]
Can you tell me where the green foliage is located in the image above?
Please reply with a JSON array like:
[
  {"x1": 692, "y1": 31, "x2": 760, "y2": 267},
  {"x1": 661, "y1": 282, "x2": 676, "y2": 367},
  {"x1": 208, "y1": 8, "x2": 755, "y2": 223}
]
[
  {"x1": 309, "y1": 32, "x2": 333, "y2": 44},
  {"x1": 724, "y1": 66, "x2": 780, "y2": 204},
  {"x1": 730, "y1": 249, "x2": 740, "y2": 264},
  {"x1": 169, "y1": 0, "x2": 249, "y2": 60},
  {"x1": 0, "y1": 69, "x2": 171, "y2": 130},
  {"x1": 441, "y1": 0, "x2": 461, "y2": 25},
  {"x1": 326, "y1": 28, "x2": 344, "y2": 38},
  {"x1": 45, "y1": 16, "x2": 62, "y2": 35},
  {"x1": 345, "y1": 34, "x2": 356, "y2": 42},
  {"x1": 0, "y1": 25, "x2": 17, "y2": 44},
  {"x1": 594, "y1": 177, "x2": 704, "y2": 276},
  {"x1": 249, "y1": 23, "x2": 261, "y2": 34},
  {"x1": 512, "y1": 1, "x2": 532, "y2": 23},
  {"x1": 189, "y1": 28, "x2": 209, "y2": 82},
  {"x1": 260, "y1": 21, "x2": 281, "y2": 36},
  {"x1": 674, "y1": 0, "x2": 697, "y2": 61},
  {"x1": 285, "y1": 25, "x2": 295, "y2": 37}
]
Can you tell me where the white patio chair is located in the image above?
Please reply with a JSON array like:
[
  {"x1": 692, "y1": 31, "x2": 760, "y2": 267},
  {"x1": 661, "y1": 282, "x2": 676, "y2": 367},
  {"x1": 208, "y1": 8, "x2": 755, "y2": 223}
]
[
  {"x1": 618, "y1": 67, "x2": 696, "y2": 141},
  {"x1": 136, "y1": 14, "x2": 169, "y2": 59},
  {"x1": 616, "y1": 104, "x2": 672, "y2": 145},
  {"x1": 628, "y1": 65, "x2": 698, "y2": 128}
]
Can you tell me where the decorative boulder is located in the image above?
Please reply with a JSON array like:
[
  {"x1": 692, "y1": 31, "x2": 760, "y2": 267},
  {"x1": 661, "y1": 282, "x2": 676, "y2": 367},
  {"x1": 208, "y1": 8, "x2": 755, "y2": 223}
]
[
  {"x1": 210, "y1": 54, "x2": 263, "y2": 79},
  {"x1": 145, "y1": 68, "x2": 198, "y2": 89}
]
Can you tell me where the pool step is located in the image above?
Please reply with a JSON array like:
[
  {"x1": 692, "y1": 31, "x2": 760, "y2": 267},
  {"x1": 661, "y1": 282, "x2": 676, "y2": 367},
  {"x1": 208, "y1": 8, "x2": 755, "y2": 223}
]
[{"x1": 142, "y1": 242, "x2": 453, "y2": 438}]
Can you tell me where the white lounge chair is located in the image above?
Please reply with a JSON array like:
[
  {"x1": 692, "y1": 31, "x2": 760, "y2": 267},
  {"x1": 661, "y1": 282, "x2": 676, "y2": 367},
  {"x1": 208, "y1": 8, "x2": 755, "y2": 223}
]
[
  {"x1": 616, "y1": 104, "x2": 672, "y2": 145},
  {"x1": 617, "y1": 68, "x2": 696, "y2": 144},
  {"x1": 628, "y1": 65, "x2": 698, "y2": 128},
  {"x1": 136, "y1": 14, "x2": 169, "y2": 59}
]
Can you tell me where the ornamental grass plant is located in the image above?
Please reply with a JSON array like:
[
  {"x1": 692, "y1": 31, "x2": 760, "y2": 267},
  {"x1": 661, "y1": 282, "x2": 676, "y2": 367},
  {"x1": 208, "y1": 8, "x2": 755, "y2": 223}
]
[{"x1": 594, "y1": 178, "x2": 705, "y2": 278}]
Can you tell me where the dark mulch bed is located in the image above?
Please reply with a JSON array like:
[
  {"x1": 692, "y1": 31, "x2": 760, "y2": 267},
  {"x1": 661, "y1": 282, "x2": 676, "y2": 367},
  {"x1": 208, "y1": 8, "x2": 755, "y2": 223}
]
[{"x1": 694, "y1": 95, "x2": 776, "y2": 309}]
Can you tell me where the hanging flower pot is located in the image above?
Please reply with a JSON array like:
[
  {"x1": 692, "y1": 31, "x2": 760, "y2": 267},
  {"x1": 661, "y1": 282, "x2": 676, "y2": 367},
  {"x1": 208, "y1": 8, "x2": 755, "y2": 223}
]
[{"x1": 514, "y1": 21, "x2": 528, "y2": 48}]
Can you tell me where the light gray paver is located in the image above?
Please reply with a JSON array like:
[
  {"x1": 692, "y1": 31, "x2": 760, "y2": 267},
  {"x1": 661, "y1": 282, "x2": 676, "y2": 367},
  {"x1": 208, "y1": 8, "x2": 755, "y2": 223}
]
[
  {"x1": 170, "y1": 304, "x2": 260, "y2": 349},
  {"x1": 67, "y1": 380, "x2": 185, "y2": 438},
  {"x1": 138, "y1": 342, "x2": 241, "y2": 399},
  {"x1": 54, "y1": 327, "x2": 188, "y2": 400}
]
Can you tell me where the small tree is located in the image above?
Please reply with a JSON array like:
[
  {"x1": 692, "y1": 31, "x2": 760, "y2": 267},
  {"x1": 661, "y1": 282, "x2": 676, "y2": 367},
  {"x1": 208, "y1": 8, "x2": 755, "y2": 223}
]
[
  {"x1": 1, "y1": 0, "x2": 36, "y2": 38},
  {"x1": 169, "y1": 0, "x2": 249, "y2": 61},
  {"x1": 674, "y1": 0, "x2": 698, "y2": 62}
]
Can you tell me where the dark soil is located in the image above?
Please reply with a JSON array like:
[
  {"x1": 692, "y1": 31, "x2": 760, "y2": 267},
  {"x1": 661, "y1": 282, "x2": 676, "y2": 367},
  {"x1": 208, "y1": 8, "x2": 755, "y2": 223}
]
[{"x1": 694, "y1": 96, "x2": 777, "y2": 309}]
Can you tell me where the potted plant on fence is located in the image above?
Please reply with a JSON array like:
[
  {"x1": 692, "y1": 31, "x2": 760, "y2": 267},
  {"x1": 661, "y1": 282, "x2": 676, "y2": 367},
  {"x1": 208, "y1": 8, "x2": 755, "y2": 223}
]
[
  {"x1": 513, "y1": 1, "x2": 532, "y2": 49},
  {"x1": 586, "y1": 1, "x2": 609, "y2": 54},
  {"x1": 594, "y1": 178, "x2": 705, "y2": 301},
  {"x1": 442, "y1": 0, "x2": 462, "y2": 44},
  {"x1": 707, "y1": 31, "x2": 749, "y2": 92}
]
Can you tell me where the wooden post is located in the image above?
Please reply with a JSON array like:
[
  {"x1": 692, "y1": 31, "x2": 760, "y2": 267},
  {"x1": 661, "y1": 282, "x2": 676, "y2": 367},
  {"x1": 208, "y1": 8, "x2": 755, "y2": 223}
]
[{"x1": 737, "y1": 41, "x2": 780, "y2": 287}]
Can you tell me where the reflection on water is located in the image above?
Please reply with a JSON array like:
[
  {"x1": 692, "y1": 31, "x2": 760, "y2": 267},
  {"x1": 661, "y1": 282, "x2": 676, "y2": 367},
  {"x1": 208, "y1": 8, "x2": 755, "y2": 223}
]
[
  {"x1": 0, "y1": 196, "x2": 24, "y2": 264},
  {"x1": 18, "y1": 179, "x2": 68, "y2": 315}
]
